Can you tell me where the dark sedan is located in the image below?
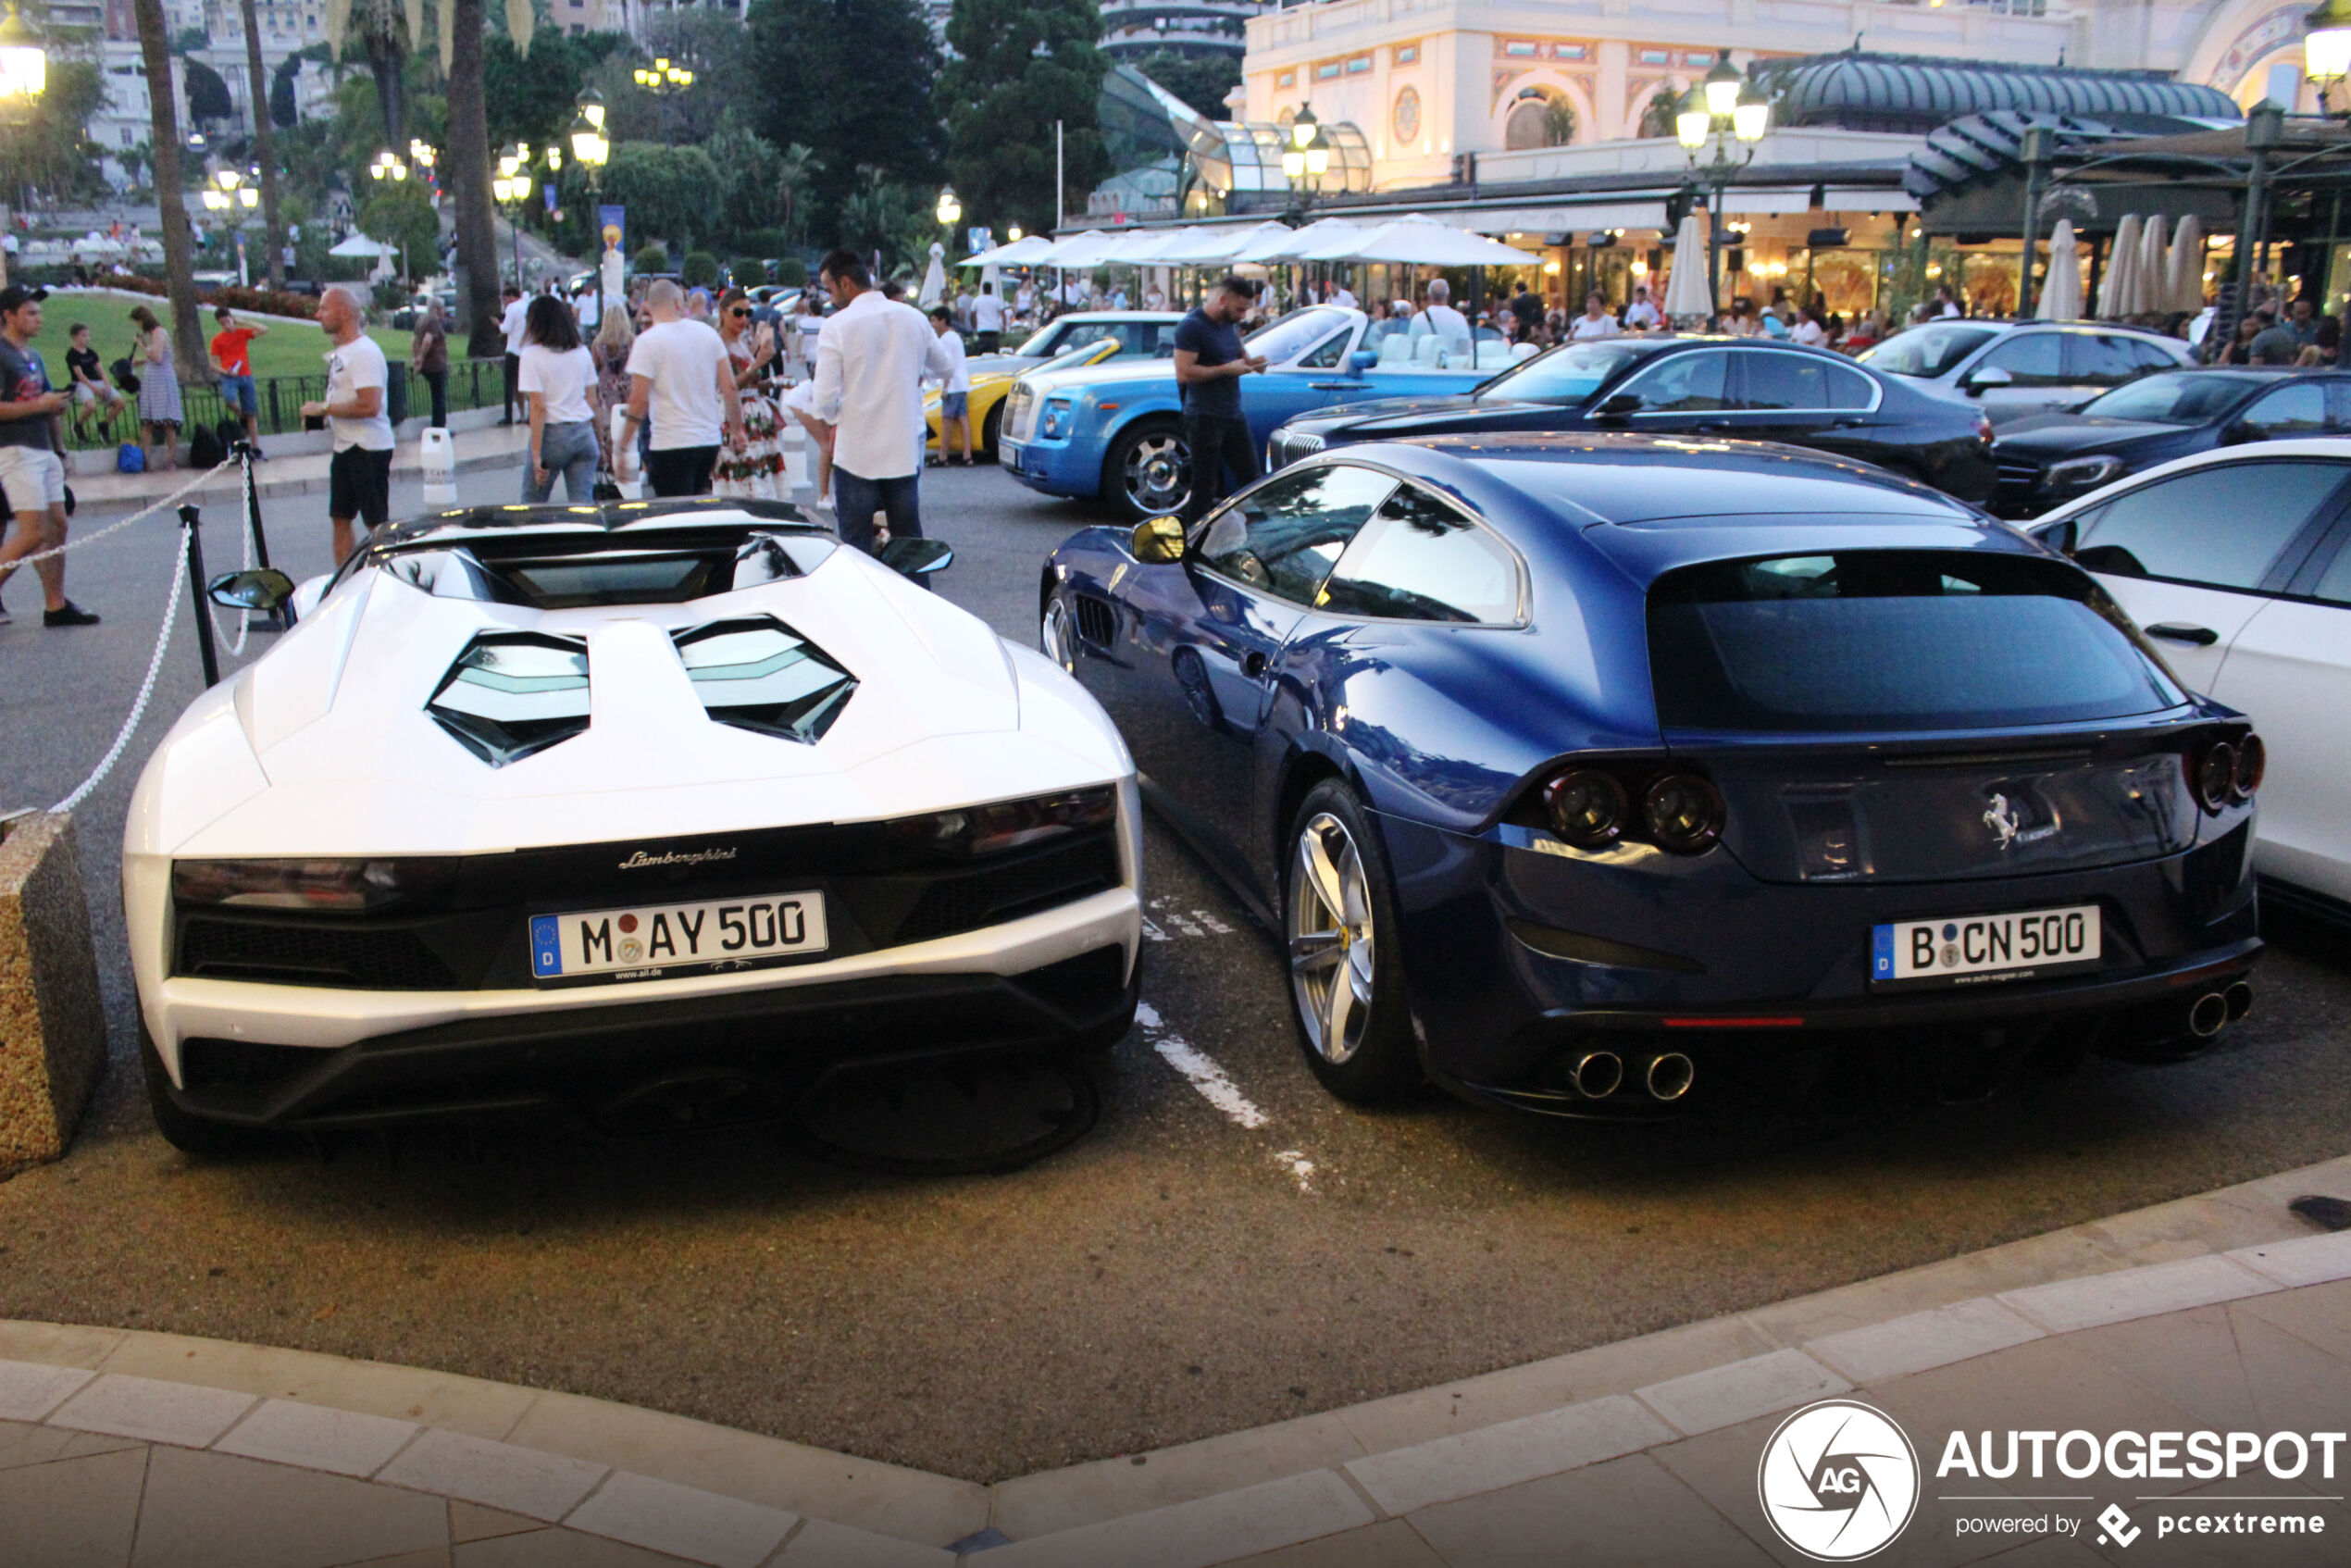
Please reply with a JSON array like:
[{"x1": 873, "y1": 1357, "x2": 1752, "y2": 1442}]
[
  {"x1": 1990, "y1": 368, "x2": 2351, "y2": 516},
  {"x1": 1040, "y1": 434, "x2": 2262, "y2": 1121},
  {"x1": 1266, "y1": 338, "x2": 1999, "y2": 504}
]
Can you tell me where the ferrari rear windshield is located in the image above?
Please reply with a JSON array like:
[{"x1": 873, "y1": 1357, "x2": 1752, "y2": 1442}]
[{"x1": 1647, "y1": 551, "x2": 2185, "y2": 734}]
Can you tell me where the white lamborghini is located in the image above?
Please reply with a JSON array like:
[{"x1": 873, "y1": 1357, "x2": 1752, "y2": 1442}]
[{"x1": 125, "y1": 498, "x2": 1142, "y2": 1152}]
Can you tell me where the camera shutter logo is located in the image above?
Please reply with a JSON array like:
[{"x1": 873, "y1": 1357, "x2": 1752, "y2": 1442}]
[{"x1": 1756, "y1": 1400, "x2": 1921, "y2": 1561}]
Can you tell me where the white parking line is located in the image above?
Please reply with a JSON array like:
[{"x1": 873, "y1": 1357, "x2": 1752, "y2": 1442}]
[
  {"x1": 1133, "y1": 1002, "x2": 1323, "y2": 1194},
  {"x1": 1136, "y1": 1002, "x2": 1268, "y2": 1129}
]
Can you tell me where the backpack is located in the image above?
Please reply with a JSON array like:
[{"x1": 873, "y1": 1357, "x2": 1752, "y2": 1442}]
[
  {"x1": 116, "y1": 442, "x2": 144, "y2": 474},
  {"x1": 216, "y1": 416, "x2": 245, "y2": 457},
  {"x1": 109, "y1": 355, "x2": 140, "y2": 394},
  {"x1": 188, "y1": 422, "x2": 224, "y2": 469}
]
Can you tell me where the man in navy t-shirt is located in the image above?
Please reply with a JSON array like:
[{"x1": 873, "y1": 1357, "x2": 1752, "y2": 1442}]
[{"x1": 1173, "y1": 275, "x2": 1267, "y2": 522}]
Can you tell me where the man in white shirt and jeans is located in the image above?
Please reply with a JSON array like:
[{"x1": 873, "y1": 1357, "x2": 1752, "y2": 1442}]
[
  {"x1": 301, "y1": 285, "x2": 395, "y2": 565},
  {"x1": 927, "y1": 304, "x2": 973, "y2": 465},
  {"x1": 972, "y1": 280, "x2": 1005, "y2": 354},
  {"x1": 619, "y1": 280, "x2": 746, "y2": 497},
  {"x1": 814, "y1": 247, "x2": 954, "y2": 557},
  {"x1": 498, "y1": 284, "x2": 528, "y2": 424}
]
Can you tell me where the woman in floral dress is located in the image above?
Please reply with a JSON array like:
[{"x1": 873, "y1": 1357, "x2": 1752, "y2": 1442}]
[{"x1": 712, "y1": 289, "x2": 783, "y2": 500}]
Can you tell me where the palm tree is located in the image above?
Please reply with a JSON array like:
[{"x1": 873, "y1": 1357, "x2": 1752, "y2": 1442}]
[
  {"x1": 326, "y1": 0, "x2": 411, "y2": 150},
  {"x1": 777, "y1": 143, "x2": 818, "y2": 248},
  {"x1": 238, "y1": 0, "x2": 287, "y2": 286},
  {"x1": 446, "y1": 0, "x2": 504, "y2": 356},
  {"x1": 130, "y1": 0, "x2": 207, "y2": 380}
]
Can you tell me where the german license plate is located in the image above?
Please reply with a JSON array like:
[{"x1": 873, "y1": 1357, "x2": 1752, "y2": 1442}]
[
  {"x1": 1871, "y1": 903, "x2": 2100, "y2": 989},
  {"x1": 529, "y1": 891, "x2": 827, "y2": 985}
]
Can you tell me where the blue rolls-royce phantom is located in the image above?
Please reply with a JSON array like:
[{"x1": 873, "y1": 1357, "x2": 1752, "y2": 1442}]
[{"x1": 997, "y1": 305, "x2": 1499, "y2": 520}]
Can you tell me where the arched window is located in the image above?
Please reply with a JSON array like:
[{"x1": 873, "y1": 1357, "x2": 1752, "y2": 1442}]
[{"x1": 1503, "y1": 88, "x2": 1575, "y2": 150}]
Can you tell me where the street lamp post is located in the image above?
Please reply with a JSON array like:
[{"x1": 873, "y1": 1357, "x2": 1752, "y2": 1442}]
[
  {"x1": 2307, "y1": 0, "x2": 2351, "y2": 113},
  {"x1": 203, "y1": 167, "x2": 261, "y2": 284},
  {"x1": 0, "y1": 0, "x2": 45, "y2": 286},
  {"x1": 492, "y1": 143, "x2": 534, "y2": 288},
  {"x1": 1676, "y1": 53, "x2": 1771, "y2": 314},
  {"x1": 632, "y1": 56, "x2": 692, "y2": 143}
]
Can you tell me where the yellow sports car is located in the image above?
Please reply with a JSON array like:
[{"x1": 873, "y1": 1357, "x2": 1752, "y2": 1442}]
[
  {"x1": 927, "y1": 337, "x2": 1117, "y2": 461},
  {"x1": 928, "y1": 313, "x2": 1182, "y2": 459}
]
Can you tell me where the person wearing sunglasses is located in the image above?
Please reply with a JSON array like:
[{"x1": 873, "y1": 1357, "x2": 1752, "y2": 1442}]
[{"x1": 713, "y1": 289, "x2": 784, "y2": 499}]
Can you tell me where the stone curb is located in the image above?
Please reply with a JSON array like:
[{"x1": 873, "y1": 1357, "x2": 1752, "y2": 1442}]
[{"x1": 5, "y1": 1151, "x2": 2351, "y2": 1565}]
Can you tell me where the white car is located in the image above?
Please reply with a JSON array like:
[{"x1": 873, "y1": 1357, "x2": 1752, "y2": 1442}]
[
  {"x1": 126, "y1": 499, "x2": 1142, "y2": 1152},
  {"x1": 2026, "y1": 439, "x2": 2351, "y2": 922}
]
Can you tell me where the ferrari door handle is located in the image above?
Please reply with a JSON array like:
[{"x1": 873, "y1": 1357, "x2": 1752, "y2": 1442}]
[{"x1": 2146, "y1": 622, "x2": 2220, "y2": 646}]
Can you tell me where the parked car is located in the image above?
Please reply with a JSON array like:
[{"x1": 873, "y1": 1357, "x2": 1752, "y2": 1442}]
[
  {"x1": 972, "y1": 310, "x2": 1183, "y2": 376},
  {"x1": 1267, "y1": 337, "x2": 1998, "y2": 504},
  {"x1": 128, "y1": 500, "x2": 1141, "y2": 1152},
  {"x1": 2022, "y1": 440, "x2": 2351, "y2": 924},
  {"x1": 1039, "y1": 433, "x2": 2261, "y2": 1118},
  {"x1": 1859, "y1": 320, "x2": 2195, "y2": 425},
  {"x1": 1000, "y1": 305, "x2": 1501, "y2": 520},
  {"x1": 1989, "y1": 369, "x2": 2351, "y2": 516},
  {"x1": 926, "y1": 315, "x2": 1178, "y2": 461}
]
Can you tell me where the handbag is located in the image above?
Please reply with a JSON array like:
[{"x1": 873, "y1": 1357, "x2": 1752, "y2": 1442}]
[{"x1": 109, "y1": 355, "x2": 140, "y2": 394}]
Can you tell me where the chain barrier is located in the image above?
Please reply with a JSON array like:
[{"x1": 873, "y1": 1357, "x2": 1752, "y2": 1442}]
[
  {"x1": 3, "y1": 457, "x2": 238, "y2": 570},
  {"x1": 203, "y1": 457, "x2": 258, "y2": 657},
  {"x1": 49, "y1": 525, "x2": 193, "y2": 815}
]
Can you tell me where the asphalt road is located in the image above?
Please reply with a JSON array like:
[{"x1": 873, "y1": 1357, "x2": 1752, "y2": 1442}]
[{"x1": 4, "y1": 461, "x2": 2351, "y2": 1485}]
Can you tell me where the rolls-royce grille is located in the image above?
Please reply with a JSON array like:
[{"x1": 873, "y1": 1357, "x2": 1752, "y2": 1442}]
[
  {"x1": 171, "y1": 825, "x2": 1124, "y2": 991},
  {"x1": 1006, "y1": 384, "x2": 1039, "y2": 443}
]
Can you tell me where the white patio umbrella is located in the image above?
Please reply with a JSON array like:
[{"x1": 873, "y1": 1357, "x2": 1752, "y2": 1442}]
[
  {"x1": 2038, "y1": 219, "x2": 2083, "y2": 322},
  {"x1": 958, "y1": 234, "x2": 1056, "y2": 268},
  {"x1": 1100, "y1": 228, "x2": 1188, "y2": 263},
  {"x1": 1228, "y1": 218, "x2": 1362, "y2": 264},
  {"x1": 917, "y1": 242, "x2": 947, "y2": 307},
  {"x1": 1661, "y1": 214, "x2": 1712, "y2": 320},
  {"x1": 1035, "y1": 230, "x2": 1123, "y2": 268},
  {"x1": 2137, "y1": 214, "x2": 2170, "y2": 316},
  {"x1": 2097, "y1": 214, "x2": 2143, "y2": 319},
  {"x1": 1302, "y1": 214, "x2": 1541, "y2": 267},
  {"x1": 1155, "y1": 221, "x2": 1290, "y2": 264},
  {"x1": 328, "y1": 234, "x2": 395, "y2": 257},
  {"x1": 2167, "y1": 215, "x2": 2207, "y2": 313}
]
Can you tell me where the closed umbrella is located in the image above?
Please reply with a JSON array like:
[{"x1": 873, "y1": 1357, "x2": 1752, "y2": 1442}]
[
  {"x1": 2137, "y1": 214, "x2": 2169, "y2": 317},
  {"x1": 2097, "y1": 214, "x2": 2143, "y2": 319},
  {"x1": 918, "y1": 242, "x2": 946, "y2": 307},
  {"x1": 2039, "y1": 219, "x2": 2083, "y2": 322},
  {"x1": 2167, "y1": 216, "x2": 2207, "y2": 313},
  {"x1": 1661, "y1": 214, "x2": 1711, "y2": 321}
]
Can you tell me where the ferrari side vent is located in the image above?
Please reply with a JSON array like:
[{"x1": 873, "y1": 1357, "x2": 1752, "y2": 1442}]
[
  {"x1": 427, "y1": 631, "x2": 592, "y2": 766},
  {"x1": 673, "y1": 616, "x2": 857, "y2": 743},
  {"x1": 1075, "y1": 594, "x2": 1116, "y2": 648}
]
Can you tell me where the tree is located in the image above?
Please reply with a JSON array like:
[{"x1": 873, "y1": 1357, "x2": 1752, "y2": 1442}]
[
  {"x1": 241, "y1": 0, "x2": 289, "y2": 286},
  {"x1": 1637, "y1": 86, "x2": 1680, "y2": 141},
  {"x1": 269, "y1": 54, "x2": 300, "y2": 128},
  {"x1": 447, "y1": 0, "x2": 503, "y2": 355},
  {"x1": 172, "y1": 24, "x2": 208, "y2": 51},
  {"x1": 1126, "y1": 48, "x2": 1238, "y2": 120},
  {"x1": 328, "y1": 0, "x2": 414, "y2": 153},
  {"x1": 183, "y1": 57, "x2": 235, "y2": 126},
  {"x1": 747, "y1": 0, "x2": 941, "y2": 218},
  {"x1": 835, "y1": 167, "x2": 935, "y2": 279},
  {"x1": 938, "y1": 0, "x2": 1105, "y2": 237},
  {"x1": 0, "y1": 59, "x2": 108, "y2": 204},
  {"x1": 132, "y1": 0, "x2": 209, "y2": 381},
  {"x1": 601, "y1": 141, "x2": 722, "y2": 255},
  {"x1": 357, "y1": 181, "x2": 438, "y2": 270},
  {"x1": 482, "y1": 29, "x2": 628, "y2": 153}
]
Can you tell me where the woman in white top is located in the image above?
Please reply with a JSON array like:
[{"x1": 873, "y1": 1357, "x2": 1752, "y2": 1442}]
[{"x1": 517, "y1": 295, "x2": 603, "y2": 503}]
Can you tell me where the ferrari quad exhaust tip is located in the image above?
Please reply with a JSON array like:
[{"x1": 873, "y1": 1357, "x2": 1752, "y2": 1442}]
[
  {"x1": 2224, "y1": 980, "x2": 2254, "y2": 1023},
  {"x1": 1573, "y1": 1051, "x2": 1624, "y2": 1099},
  {"x1": 1645, "y1": 1052, "x2": 1696, "y2": 1102}
]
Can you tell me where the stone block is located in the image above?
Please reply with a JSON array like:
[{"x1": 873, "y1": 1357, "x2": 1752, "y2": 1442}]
[{"x1": 0, "y1": 812, "x2": 106, "y2": 1176}]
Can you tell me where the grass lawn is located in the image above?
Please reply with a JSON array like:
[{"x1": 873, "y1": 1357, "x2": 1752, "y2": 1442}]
[{"x1": 28, "y1": 287, "x2": 415, "y2": 386}]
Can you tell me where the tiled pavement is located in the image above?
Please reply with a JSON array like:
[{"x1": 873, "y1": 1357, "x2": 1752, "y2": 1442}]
[{"x1": 5, "y1": 1163, "x2": 2351, "y2": 1568}]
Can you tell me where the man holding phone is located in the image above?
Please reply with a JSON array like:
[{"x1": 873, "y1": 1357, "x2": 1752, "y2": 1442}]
[{"x1": 1173, "y1": 274, "x2": 1268, "y2": 524}]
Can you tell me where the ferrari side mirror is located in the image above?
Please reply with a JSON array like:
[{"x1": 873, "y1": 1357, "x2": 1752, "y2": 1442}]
[{"x1": 1130, "y1": 516, "x2": 1186, "y2": 565}]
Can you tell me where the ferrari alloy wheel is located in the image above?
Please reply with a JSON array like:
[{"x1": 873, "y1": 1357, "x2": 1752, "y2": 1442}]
[
  {"x1": 1109, "y1": 422, "x2": 1190, "y2": 522},
  {"x1": 1283, "y1": 781, "x2": 1420, "y2": 1101},
  {"x1": 1040, "y1": 595, "x2": 1077, "y2": 675}
]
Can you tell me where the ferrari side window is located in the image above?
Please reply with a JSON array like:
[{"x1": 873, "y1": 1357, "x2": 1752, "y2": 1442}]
[
  {"x1": 1198, "y1": 465, "x2": 1397, "y2": 605},
  {"x1": 1317, "y1": 485, "x2": 1520, "y2": 624}
]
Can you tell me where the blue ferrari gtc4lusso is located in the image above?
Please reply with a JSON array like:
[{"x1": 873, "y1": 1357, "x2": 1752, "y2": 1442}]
[{"x1": 1040, "y1": 433, "x2": 2264, "y2": 1119}]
